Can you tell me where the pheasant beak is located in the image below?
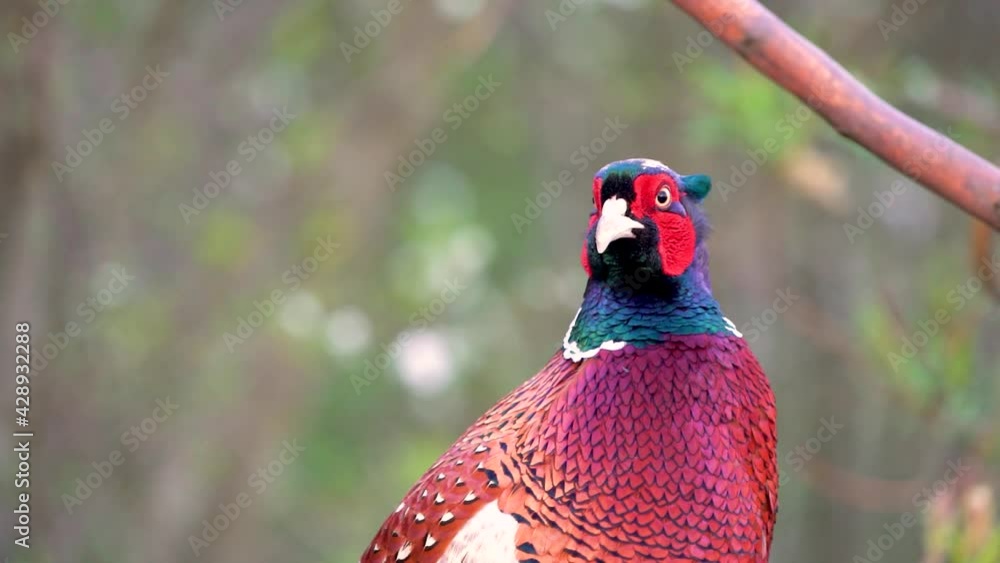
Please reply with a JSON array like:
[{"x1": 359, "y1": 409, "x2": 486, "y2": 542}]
[{"x1": 595, "y1": 196, "x2": 645, "y2": 254}]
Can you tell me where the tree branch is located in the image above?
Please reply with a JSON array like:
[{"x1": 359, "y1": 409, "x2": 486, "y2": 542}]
[{"x1": 670, "y1": 0, "x2": 1000, "y2": 230}]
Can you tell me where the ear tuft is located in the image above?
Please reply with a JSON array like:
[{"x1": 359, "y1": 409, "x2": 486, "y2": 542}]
[{"x1": 681, "y1": 174, "x2": 712, "y2": 201}]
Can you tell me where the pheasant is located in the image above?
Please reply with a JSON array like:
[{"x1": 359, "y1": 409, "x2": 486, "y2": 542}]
[{"x1": 361, "y1": 159, "x2": 778, "y2": 562}]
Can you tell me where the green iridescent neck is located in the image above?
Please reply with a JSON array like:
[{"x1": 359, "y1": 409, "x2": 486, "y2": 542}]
[{"x1": 563, "y1": 263, "x2": 733, "y2": 356}]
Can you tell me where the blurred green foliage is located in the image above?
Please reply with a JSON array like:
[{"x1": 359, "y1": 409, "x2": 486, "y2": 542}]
[{"x1": 1, "y1": 1, "x2": 998, "y2": 562}]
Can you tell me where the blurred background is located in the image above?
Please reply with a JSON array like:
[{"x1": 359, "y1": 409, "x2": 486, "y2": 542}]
[{"x1": 2, "y1": 0, "x2": 999, "y2": 561}]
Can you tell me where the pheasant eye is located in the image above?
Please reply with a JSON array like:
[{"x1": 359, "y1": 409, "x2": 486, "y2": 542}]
[{"x1": 655, "y1": 187, "x2": 672, "y2": 209}]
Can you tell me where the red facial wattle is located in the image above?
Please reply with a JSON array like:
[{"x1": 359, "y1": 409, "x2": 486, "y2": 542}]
[
  {"x1": 580, "y1": 177, "x2": 602, "y2": 277},
  {"x1": 631, "y1": 173, "x2": 697, "y2": 277},
  {"x1": 583, "y1": 173, "x2": 698, "y2": 278}
]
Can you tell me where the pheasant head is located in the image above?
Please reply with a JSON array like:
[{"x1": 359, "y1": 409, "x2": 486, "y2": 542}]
[{"x1": 582, "y1": 158, "x2": 713, "y2": 283}]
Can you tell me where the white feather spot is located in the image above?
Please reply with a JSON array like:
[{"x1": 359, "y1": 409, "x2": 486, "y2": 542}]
[
  {"x1": 434, "y1": 493, "x2": 445, "y2": 504},
  {"x1": 562, "y1": 308, "x2": 629, "y2": 362},
  {"x1": 440, "y1": 511, "x2": 455, "y2": 524},
  {"x1": 463, "y1": 491, "x2": 477, "y2": 503},
  {"x1": 415, "y1": 513, "x2": 425, "y2": 522},
  {"x1": 397, "y1": 541, "x2": 413, "y2": 560},
  {"x1": 723, "y1": 316, "x2": 744, "y2": 337},
  {"x1": 438, "y1": 501, "x2": 517, "y2": 562},
  {"x1": 424, "y1": 534, "x2": 438, "y2": 549},
  {"x1": 636, "y1": 158, "x2": 669, "y2": 169}
]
